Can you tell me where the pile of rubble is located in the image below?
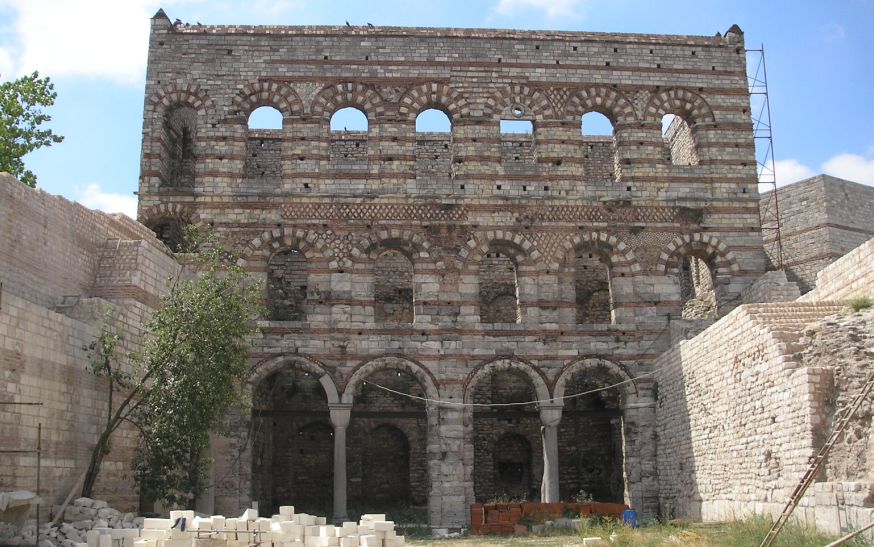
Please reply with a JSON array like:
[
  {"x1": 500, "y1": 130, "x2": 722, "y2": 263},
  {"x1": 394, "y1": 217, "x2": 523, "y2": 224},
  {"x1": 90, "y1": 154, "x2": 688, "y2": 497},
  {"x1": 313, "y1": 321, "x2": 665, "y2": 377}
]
[{"x1": 1, "y1": 497, "x2": 141, "y2": 547}]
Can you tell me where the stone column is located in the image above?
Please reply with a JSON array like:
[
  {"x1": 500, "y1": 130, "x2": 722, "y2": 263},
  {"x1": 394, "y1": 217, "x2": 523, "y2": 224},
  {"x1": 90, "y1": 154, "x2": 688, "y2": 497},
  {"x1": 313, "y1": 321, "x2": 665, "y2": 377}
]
[
  {"x1": 329, "y1": 403, "x2": 352, "y2": 523},
  {"x1": 539, "y1": 404, "x2": 563, "y2": 503}
]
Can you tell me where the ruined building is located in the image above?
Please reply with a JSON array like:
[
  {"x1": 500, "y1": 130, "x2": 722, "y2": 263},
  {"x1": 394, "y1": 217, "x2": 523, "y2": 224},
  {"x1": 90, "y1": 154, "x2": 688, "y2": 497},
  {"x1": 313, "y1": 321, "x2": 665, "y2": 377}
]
[{"x1": 136, "y1": 12, "x2": 766, "y2": 527}]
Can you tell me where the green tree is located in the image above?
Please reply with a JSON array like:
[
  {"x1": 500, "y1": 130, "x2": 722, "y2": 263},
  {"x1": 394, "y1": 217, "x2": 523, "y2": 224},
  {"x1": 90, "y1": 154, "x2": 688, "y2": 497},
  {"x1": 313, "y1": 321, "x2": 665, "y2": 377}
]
[
  {"x1": 0, "y1": 71, "x2": 64, "y2": 187},
  {"x1": 83, "y1": 227, "x2": 263, "y2": 503}
]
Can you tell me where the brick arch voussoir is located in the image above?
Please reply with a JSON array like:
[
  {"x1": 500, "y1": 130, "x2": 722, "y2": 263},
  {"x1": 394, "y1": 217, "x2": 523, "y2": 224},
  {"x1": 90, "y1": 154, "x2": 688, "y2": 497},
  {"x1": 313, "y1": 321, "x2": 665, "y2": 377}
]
[
  {"x1": 311, "y1": 82, "x2": 385, "y2": 120},
  {"x1": 137, "y1": 203, "x2": 201, "y2": 228},
  {"x1": 644, "y1": 87, "x2": 716, "y2": 124},
  {"x1": 341, "y1": 355, "x2": 440, "y2": 403},
  {"x1": 398, "y1": 82, "x2": 470, "y2": 120},
  {"x1": 658, "y1": 233, "x2": 739, "y2": 276},
  {"x1": 352, "y1": 230, "x2": 442, "y2": 267},
  {"x1": 149, "y1": 82, "x2": 214, "y2": 118},
  {"x1": 232, "y1": 81, "x2": 303, "y2": 120},
  {"x1": 557, "y1": 232, "x2": 640, "y2": 273},
  {"x1": 553, "y1": 357, "x2": 637, "y2": 402},
  {"x1": 487, "y1": 85, "x2": 555, "y2": 119},
  {"x1": 566, "y1": 86, "x2": 637, "y2": 124},
  {"x1": 249, "y1": 354, "x2": 339, "y2": 404},
  {"x1": 456, "y1": 231, "x2": 542, "y2": 271},
  {"x1": 463, "y1": 357, "x2": 551, "y2": 404},
  {"x1": 239, "y1": 228, "x2": 332, "y2": 269}
]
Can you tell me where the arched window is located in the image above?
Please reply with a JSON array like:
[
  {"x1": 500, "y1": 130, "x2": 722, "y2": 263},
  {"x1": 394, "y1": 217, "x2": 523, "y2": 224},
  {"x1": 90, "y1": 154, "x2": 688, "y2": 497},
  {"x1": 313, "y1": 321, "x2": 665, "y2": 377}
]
[
  {"x1": 161, "y1": 104, "x2": 197, "y2": 188},
  {"x1": 363, "y1": 425, "x2": 411, "y2": 505},
  {"x1": 581, "y1": 111, "x2": 614, "y2": 136},
  {"x1": 662, "y1": 114, "x2": 699, "y2": 166},
  {"x1": 575, "y1": 249, "x2": 613, "y2": 324},
  {"x1": 330, "y1": 107, "x2": 368, "y2": 132},
  {"x1": 373, "y1": 250, "x2": 414, "y2": 324},
  {"x1": 267, "y1": 250, "x2": 308, "y2": 321},
  {"x1": 678, "y1": 253, "x2": 717, "y2": 319},
  {"x1": 248, "y1": 106, "x2": 283, "y2": 130},
  {"x1": 147, "y1": 219, "x2": 185, "y2": 253},
  {"x1": 479, "y1": 248, "x2": 521, "y2": 324},
  {"x1": 416, "y1": 108, "x2": 451, "y2": 133}
]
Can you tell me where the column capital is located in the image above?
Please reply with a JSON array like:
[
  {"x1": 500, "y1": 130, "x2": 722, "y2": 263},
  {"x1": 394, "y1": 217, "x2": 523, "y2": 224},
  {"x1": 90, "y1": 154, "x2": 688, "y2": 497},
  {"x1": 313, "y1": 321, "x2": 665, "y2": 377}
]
[
  {"x1": 538, "y1": 403, "x2": 563, "y2": 427},
  {"x1": 329, "y1": 403, "x2": 353, "y2": 428}
]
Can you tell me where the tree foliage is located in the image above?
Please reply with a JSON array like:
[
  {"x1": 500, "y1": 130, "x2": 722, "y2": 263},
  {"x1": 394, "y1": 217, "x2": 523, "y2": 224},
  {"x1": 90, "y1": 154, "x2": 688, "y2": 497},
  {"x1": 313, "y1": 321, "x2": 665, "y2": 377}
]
[
  {"x1": 0, "y1": 71, "x2": 64, "y2": 187},
  {"x1": 84, "y1": 227, "x2": 263, "y2": 505}
]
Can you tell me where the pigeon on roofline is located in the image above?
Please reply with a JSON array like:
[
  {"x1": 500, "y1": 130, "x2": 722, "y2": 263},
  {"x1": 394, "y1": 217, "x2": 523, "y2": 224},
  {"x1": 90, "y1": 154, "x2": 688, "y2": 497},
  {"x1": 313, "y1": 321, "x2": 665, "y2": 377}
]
[
  {"x1": 346, "y1": 21, "x2": 351, "y2": 27},
  {"x1": 367, "y1": 23, "x2": 374, "y2": 28}
]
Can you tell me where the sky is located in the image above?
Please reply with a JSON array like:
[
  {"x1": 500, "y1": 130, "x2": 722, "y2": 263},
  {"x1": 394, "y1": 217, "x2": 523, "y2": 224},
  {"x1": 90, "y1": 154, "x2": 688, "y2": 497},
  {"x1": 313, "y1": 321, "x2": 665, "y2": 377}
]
[{"x1": 1, "y1": 0, "x2": 873, "y2": 218}]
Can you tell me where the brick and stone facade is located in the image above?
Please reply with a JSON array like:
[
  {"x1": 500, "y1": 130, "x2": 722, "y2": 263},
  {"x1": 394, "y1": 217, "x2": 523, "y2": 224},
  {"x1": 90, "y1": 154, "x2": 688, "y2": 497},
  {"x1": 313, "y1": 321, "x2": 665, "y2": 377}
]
[
  {"x1": 136, "y1": 12, "x2": 766, "y2": 528},
  {"x1": 761, "y1": 175, "x2": 874, "y2": 293}
]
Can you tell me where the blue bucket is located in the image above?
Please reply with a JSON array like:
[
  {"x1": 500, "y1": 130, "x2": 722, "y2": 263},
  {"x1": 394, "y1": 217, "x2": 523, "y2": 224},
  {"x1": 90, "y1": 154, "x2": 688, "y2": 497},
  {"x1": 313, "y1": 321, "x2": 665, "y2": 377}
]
[{"x1": 622, "y1": 509, "x2": 638, "y2": 528}]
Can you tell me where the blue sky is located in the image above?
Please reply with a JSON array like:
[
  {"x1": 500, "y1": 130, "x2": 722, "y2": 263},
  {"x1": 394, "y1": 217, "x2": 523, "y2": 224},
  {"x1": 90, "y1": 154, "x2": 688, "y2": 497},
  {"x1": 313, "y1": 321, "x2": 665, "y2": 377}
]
[{"x1": 1, "y1": 0, "x2": 872, "y2": 217}]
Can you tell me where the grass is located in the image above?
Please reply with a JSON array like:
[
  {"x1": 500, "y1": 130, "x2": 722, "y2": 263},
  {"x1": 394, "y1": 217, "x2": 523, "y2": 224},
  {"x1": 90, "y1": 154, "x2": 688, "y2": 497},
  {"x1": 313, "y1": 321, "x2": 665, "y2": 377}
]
[
  {"x1": 848, "y1": 295, "x2": 873, "y2": 312},
  {"x1": 406, "y1": 516, "x2": 873, "y2": 546}
]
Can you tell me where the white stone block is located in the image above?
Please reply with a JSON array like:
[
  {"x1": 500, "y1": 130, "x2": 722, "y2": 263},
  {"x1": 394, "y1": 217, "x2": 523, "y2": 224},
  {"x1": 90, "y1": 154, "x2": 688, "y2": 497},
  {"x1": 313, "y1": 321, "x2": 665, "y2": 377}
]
[
  {"x1": 133, "y1": 541, "x2": 155, "y2": 547},
  {"x1": 99, "y1": 535, "x2": 112, "y2": 547},
  {"x1": 315, "y1": 517, "x2": 327, "y2": 526},
  {"x1": 143, "y1": 519, "x2": 173, "y2": 530},
  {"x1": 211, "y1": 516, "x2": 226, "y2": 530},
  {"x1": 140, "y1": 530, "x2": 168, "y2": 541},
  {"x1": 372, "y1": 522, "x2": 393, "y2": 532},
  {"x1": 170, "y1": 511, "x2": 195, "y2": 521},
  {"x1": 241, "y1": 508, "x2": 258, "y2": 521},
  {"x1": 358, "y1": 535, "x2": 381, "y2": 547},
  {"x1": 86, "y1": 530, "x2": 100, "y2": 547},
  {"x1": 280, "y1": 506, "x2": 295, "y2": 517},
  {"x1": 339, "y1": 537, "x2": 359, "y2": 547}
]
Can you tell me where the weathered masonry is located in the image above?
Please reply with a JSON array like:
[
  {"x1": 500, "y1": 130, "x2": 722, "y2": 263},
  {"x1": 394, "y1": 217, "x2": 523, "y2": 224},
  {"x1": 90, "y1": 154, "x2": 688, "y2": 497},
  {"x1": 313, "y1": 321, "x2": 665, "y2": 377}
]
[{"x1": 137, "y1": 11, "x2": 766, "y2": 528}]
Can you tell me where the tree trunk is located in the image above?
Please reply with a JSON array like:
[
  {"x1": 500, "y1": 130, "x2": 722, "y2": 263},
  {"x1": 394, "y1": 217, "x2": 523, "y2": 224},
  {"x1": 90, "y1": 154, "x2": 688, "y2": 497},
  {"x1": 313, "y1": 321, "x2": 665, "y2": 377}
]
[{"x1": 81, "y1": 429, "x2": 111, "y2": 498}]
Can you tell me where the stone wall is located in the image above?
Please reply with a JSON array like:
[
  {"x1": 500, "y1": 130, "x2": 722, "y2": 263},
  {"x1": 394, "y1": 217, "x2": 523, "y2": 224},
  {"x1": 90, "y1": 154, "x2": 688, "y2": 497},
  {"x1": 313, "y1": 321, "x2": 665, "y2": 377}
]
[
  {"x1": 0, "y1": 175, "x2": 179, "y2": 515},
  {"x1": 800, "y1": 237, "x2": 874, "y2": 303},
  {"x1": 762, "y1": 175, "x2": 874, "y2": 292}
]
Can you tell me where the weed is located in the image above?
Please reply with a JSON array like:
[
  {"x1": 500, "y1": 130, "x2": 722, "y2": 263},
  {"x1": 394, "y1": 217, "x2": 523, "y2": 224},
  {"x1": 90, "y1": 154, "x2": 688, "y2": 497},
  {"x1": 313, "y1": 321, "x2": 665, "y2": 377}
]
[{"x1": 849, "y1": 296, "x2": 873, "y2": 312}]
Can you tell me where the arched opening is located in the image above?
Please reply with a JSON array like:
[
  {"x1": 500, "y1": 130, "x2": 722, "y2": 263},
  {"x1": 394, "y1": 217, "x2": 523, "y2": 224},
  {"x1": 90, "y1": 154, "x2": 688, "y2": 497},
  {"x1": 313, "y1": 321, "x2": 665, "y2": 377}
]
[
  {"x1": 479, "y1": 247, "x2": 521, "y2": 324},
  {"x1": 248, "y1": 106, "x2": 283, "y2": 130},
  {"x1": 348, "y1": 368, "x2": 428, "y2": 516},
  {"x1": 373, "y1": 249, "x2": 414, "y2": 324},
  {"x1": 472, "y1": 368, "x2": 542, "y2": 501},
  {"x1": 267, "y1": 249, "x2": 308, "y2": 321},
  {"x1": 147, "y1": 219, "x2": 185, "y2": 253},
  {"x1": 161, "y1": 104, "x2": 196, "y2": 188},
  {"x1": 662, "y1": 114, "x2": 699, "y2": 166},
  {"x1": 416, "y1": 108, "x2": 451, "y2": 133},
  {"x1": 581, "y1": 111, "x2": 613, "y2": 136},
  {"x1": 557, "y1": 368, "x2": 626, "y2": 502},
  {"x1": 330, "y1": 107, "x2": 369, "y2": 132},
  {"x1": 678, "y1": 253, "x2": 718, "y2": 319},
  {"x1": 363, "y1": 425, "x2": 411, "y2": 505},
  {"x1": 574, "y1": 249, "x2": 613, "y2": 324},
  {"x1": 252, "y1": 368, "x2": 333, "y2": 515},
  {"x1": 494, "y1": 433, "x2": 532, "y2": 500}
]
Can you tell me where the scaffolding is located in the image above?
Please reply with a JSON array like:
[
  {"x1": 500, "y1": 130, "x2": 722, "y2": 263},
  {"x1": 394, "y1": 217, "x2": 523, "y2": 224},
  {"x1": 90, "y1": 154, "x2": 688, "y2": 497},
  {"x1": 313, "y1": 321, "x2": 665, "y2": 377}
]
[
  {"x1": 0, "y1": 401, "x2": 43, "y2": 547},
  {"x1": 747, "y1": 45, "x2": 784, "y2": 270}
]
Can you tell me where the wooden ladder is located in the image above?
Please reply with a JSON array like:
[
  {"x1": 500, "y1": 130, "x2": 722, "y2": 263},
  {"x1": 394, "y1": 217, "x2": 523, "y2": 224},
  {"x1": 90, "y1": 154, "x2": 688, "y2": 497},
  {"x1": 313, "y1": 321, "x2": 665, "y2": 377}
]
[{"x1": 760, "y1": 370, "x2": 874, "y2": 547}]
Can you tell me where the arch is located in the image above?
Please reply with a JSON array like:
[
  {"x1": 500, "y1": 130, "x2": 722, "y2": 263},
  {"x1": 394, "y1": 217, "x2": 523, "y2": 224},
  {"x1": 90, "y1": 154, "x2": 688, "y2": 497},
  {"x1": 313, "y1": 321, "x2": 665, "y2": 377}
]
[
  {"x1": 138, "y1": 203, "x2": 201, "y2": 230},
  {"x1": 486, "y1": 85, "x2": 554, "y2": 119},
  {"x1": 644, "y1": 87, "x2": 716, "y2": 124},
  {"x1": 556, "y1": 232, "x2": 640, "y2": 273},
  {"x1": 362, "y1": 424, "x2": 412, "y2": 504},
  {"x1": 416, "y1": 109, "x2": 452, "y2": 133},
  {"x1": 248, "y1": 106, "x2": 284, "y2": 130},
  {"x1": 330, "y1": 106, "x2": 369, "y2": 132},
  {"x1": 354, "y1": 229, "x2": 441, "y2": 266},
  {"x1": 657, "y1": 233, "x2": 739, "y2": 276},
  {"x1": 464, "y1": 358, "x2": 550, "y2": 404},
  {"x1": 493, "y1": 433, "x2": 533, "y2": 499},
  {"x1": 456, "y1": 231, "x2": 542, "y2": 270},
  {"x1": 147, "y1": 81, "x2": 214, "y2": 118},
  {"x1": 249, "y1": 354, "x2": 339, "y2": 405},
  {"x1": 581, "y1": 111, "x2": 614, "y2": 136},
  {"x1": 554, "y1": 357, "x2": 637, "y2": 402},
  {"x1": 238, "y1": 227, "x2": 332, "y2": 270},
  {"x1": 231, "y1": 80, "x2": 303, "y2": 122},
  {"x1": 311, "y1": 82, "x2": 385, "y2": 121},
  {"x1": 398, "y1": 82, "x2": 470, "y2": 120},
  {"x1": 342, "y1": 355, "x2": 439, "y2": 404},
  {"x1": 565, "y1": 86, "x2": 637, "y2": 124}
]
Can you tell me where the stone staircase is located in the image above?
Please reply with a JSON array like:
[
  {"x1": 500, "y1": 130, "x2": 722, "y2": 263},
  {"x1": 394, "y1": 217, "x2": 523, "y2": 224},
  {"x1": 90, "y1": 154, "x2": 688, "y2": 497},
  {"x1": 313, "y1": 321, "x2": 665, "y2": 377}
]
[{"x1": 742, "y1": 301, "x2": 847, "y2": 359}]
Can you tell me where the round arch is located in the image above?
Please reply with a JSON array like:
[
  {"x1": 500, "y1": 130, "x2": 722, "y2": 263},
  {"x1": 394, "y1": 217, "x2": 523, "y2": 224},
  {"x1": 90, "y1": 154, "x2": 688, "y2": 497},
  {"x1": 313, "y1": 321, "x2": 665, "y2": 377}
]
[
  {"x1": 238, "y1": 227, "x2": 332, "y2": 270},
  {"x1": 486, "y1": 85, "x2": 554, "y2": 120},
  {"x1": 342, "y1": 355, "x2": 440, "y2": 404},
  {"x1": 311, "y1": 82, "x2": 385, "y2": 122},
  {"x1": 456, "y1": 231, "x2": 542, "y2": 270},
  {"x1": 553, "y1": 357, "x2": 638, "y2": 403},
  {"x1": 463, "y1": 357, "x2": 551, "y2": 404},
  {"x1": 147, "y1": 81, "x2": 214, "y2": 119},
  {"x1": 657, "y1": 233, "x2": 739, "y2": 276},
  {"x1": 565, "y1": 86, "x2": 637, "y2": 124},
  {"x1": 644, "y1": 87, "x2": 716, "y2": 125},
  {"x1": 231, "y1": 80, "x2": 304, "y2": 122},
  {"x1": 398, "y1": 82, "x2": 470, "y2": 121},
  {"x1": 354, "y1": 229, "x2": 442, "y2": 266},
  {"x1": 249, "y1": 354, "x2": 340, "y2": 405},
  {"x1": 555, "y1": 231, "x2": 640, "y2": 273}
]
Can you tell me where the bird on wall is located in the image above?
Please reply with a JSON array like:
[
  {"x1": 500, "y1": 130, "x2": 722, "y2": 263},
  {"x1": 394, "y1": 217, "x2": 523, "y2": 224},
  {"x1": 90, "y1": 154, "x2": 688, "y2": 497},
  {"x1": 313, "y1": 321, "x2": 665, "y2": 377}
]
[
  {"x1": 367, "y1": 23, "x2": 374, "y2": 28},
  {"x1": 346, "y1": 21, "x2": 351, "y2": 27}
]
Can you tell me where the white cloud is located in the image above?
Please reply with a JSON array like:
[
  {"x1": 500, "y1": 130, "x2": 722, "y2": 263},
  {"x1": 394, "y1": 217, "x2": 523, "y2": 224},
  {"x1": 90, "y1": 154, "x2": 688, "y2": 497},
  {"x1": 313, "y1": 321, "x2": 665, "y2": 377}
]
[
  {"x1": 0, "y1": 0, "x2": 193, "y2": 85},
  {"x1": 773, "y1": 159, "x2": 814, "y2": 187},
  {"x1": 76, "y1": 183, "x2": 137, "y2": 218},
  {"x1": 822, "y1": 153, "x2": 874, "y2": 185},
  {"x1": 493, "y1": 0, "x2": 585, "y2": 19}
]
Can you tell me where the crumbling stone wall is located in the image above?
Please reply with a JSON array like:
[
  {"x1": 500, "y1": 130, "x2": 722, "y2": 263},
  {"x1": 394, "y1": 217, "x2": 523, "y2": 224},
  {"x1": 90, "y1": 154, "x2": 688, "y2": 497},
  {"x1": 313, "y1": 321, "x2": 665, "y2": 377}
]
[
  {"x1": 800, "y1": 237, "x2": 874, "y2": 303},
  {"x1": 663, "y1": 116, "x2": 699, "y2": 166},
  {"x1": 138, "y1": 15, "x2": 765, "y2": 527},
  {"x1": 267, "y1": 250, "x2": 308, "y2": 321}
]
